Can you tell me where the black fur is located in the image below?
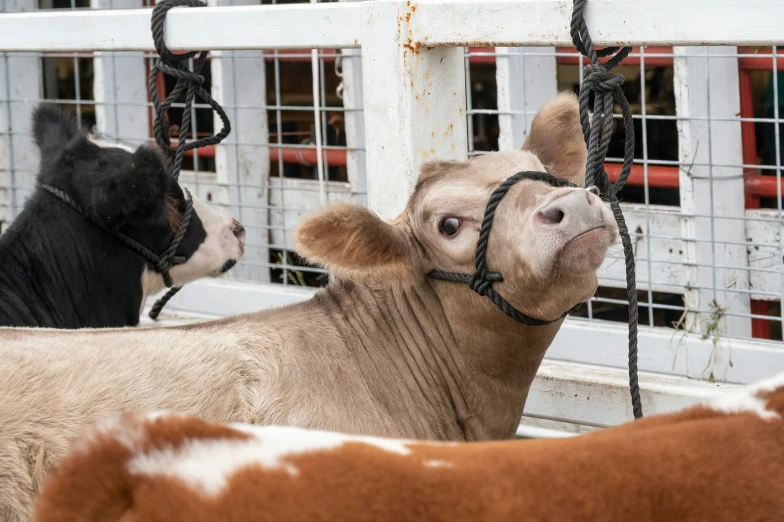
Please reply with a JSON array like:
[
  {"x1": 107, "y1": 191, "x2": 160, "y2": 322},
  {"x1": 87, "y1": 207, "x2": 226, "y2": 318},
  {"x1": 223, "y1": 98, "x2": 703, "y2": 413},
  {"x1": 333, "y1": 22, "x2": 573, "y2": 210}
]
[{"x1": 0, "y1": 104, "x2": 207, "y2": 328}]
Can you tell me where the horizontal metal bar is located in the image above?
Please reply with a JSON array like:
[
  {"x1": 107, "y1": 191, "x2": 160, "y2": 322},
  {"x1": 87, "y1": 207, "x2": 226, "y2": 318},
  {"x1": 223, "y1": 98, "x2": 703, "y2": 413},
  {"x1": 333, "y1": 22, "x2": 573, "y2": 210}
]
[
  {"x1": 413, "y1": 0, "x2": 784, "y2": 47},
  {"x1": 0, "y1": 0, "x2": 782, "y2": 52},
  {"x1": 0, "y1": 3, "x2": 361, "y2": 52}
]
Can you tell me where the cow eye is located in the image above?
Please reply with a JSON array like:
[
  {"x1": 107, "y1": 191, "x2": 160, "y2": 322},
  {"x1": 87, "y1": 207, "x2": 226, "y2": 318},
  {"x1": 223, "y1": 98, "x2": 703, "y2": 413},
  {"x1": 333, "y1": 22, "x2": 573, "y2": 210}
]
[{"x1": 439, "y1": 217, "x2": 462, "y2": 236}]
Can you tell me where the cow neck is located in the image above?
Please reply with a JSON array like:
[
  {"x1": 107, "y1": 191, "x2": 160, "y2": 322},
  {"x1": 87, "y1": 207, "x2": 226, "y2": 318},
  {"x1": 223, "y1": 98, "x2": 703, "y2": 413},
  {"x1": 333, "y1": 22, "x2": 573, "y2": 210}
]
[{"x1": 319, "y1": 278, "x2": 558, "y2": 441}]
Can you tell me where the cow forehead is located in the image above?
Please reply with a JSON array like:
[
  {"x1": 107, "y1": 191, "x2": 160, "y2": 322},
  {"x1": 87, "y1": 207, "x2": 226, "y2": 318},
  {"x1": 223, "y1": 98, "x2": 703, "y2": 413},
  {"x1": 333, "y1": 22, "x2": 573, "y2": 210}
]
[{"x1": 413, "y1": 150, "x2": 548, "y2": 213}]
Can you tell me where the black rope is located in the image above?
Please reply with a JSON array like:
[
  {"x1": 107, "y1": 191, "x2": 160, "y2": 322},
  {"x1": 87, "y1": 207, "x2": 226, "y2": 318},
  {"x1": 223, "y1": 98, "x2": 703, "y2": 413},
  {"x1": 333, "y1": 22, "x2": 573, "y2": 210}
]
[
  {"x1": 571, "y1": 0, "x2": 642, "y2": 418},
  {"x1": 40, "y1": 183, "x2": 192, "y2": 294},
  {"x1": 146, "y1": 0, "x2": 232, "y2": 319}
]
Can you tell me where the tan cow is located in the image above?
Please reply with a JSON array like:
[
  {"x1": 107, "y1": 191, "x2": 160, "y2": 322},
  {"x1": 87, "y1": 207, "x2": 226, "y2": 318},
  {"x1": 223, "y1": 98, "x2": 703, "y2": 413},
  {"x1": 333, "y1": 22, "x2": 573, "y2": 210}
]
[
  {"x1": 0, "y1": 93, "x2": 617, "y2": 522},
  {"x1": 34, "y1": 372, "x2": 784, "y2": 522}
]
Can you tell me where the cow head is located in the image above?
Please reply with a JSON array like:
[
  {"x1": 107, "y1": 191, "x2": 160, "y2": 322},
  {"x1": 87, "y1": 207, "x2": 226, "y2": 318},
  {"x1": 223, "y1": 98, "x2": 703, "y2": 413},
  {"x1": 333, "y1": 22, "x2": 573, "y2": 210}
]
[
  {"x1": 31, "y1": 104, "x2": 245, "y2": 297},
  {"x1": 295, "y1": 93, "x2": 616, "y2": 322}
]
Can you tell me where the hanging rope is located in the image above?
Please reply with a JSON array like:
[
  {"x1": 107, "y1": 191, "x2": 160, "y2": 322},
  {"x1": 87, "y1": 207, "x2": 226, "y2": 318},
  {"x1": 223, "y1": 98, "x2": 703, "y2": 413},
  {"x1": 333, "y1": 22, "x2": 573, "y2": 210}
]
[
  {"x1": 570, "y1": 0, "x2": 643, "y2": 418},
  {"x1": 146, "y1": 0, "x2": 232, "y2": 320}
]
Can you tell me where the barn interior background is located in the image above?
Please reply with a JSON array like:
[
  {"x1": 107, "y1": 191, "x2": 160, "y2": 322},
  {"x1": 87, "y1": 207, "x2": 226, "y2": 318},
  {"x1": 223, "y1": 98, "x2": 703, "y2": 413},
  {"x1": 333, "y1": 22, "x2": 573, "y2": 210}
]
[{"x1": 0, "y1": 0, "x2": 782, "y2": 435}]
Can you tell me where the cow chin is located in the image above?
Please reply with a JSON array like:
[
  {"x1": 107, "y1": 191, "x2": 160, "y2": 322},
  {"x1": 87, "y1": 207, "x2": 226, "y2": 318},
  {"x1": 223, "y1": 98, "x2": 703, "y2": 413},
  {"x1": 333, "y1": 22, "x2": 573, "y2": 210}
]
[{"x1": 555, "y1": 227, "x2": 612, "y2": 274}]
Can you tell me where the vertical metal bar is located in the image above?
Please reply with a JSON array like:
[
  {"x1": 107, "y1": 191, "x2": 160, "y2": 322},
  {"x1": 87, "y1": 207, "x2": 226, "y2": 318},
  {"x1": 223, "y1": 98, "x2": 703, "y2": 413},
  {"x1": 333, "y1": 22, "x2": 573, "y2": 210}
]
[
  {"x1": 310, "y1": 1, "x2": 325, "y2": 206},
  {"x1": 464, "y1": 48, "x2": 474, "y2": 154},
  {"x1": 2, "y1": 52, "x2": 16, "y2": 220},
  {"x1": 773, "y1": 45, "x2": 784, "y2": 334},
  {"x1": 190, "y1": 56, "x2": 200, "y2": 197},
  {"x1": 704, "y1": 48, "x2": 719, "y2": 313},
  {"x1": 272, "y1": 47, "x2": 287, "y2": 286},
  {"x1": 640, "y1": 46, "x2": 655, "y2": 327}
]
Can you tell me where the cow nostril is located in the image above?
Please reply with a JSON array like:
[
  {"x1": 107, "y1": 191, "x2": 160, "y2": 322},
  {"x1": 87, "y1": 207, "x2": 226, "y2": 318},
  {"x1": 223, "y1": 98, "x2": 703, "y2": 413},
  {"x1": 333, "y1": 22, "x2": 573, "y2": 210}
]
[
  {"x1": 538, "y1": 205, "x2": 565, "y2": 225},
  {"x1": 233, "y1": 223, "x2": 246, "y2": 244}
]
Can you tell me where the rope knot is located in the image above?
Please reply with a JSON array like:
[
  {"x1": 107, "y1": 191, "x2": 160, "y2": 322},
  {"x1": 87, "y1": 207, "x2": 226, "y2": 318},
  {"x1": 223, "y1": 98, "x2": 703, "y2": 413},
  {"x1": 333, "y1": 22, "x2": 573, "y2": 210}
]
[
  {"x1": 469, "y1": 271, "x2": 503, "y2": 296},
  {"x1": 582, "y1": 64, "x2": 624, "y2": 92}
]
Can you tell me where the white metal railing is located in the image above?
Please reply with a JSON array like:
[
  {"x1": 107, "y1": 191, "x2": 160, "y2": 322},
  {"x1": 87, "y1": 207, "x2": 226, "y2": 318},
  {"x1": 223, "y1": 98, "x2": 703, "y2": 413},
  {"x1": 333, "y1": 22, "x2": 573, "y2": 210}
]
[{"x1": 1, "y1": 0, "x2": 784, "y2": 429}]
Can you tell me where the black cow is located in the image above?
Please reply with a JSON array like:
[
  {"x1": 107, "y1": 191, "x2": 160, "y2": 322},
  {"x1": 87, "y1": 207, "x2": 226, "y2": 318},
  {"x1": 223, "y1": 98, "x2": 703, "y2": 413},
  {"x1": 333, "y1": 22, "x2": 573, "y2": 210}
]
[{"x1": 0, "y1": 104, "x2": 245, "y2": 328}]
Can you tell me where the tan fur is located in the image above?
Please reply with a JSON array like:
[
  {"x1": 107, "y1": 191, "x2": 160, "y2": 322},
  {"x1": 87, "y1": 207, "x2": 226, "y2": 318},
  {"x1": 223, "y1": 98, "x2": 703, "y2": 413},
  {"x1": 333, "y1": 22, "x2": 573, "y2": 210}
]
[
  {"x1": 0, "y1": 93, "x2": 616, "y2": 522},
  {"x1": 165, "y1": 195, "x2": 183, "y2": 232},
  {"x1": 295, "y1": 204, "x2": 412, "y2": 281},
  {"x1": 522, "y1": 92, "x2": 588, "y2": 184},
  {"x1": 35, "y1": 381, "x2": 784, "y2": 522}
]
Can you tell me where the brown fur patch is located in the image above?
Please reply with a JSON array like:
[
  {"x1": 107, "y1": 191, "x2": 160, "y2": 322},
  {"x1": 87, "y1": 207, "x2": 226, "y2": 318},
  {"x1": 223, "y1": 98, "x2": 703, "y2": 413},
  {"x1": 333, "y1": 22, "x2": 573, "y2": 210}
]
[
  {"x1": 166, "y1": 195, "x2": 183, "y2": 232},
  {"x1": 763, "y1": 385, "x2": 784, "y2": 416}
]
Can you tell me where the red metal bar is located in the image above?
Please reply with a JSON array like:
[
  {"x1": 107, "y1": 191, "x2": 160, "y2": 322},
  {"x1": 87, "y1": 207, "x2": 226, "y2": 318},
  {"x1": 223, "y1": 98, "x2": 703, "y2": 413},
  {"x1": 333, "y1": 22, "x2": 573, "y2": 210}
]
[
  {"x1": 466, "y1": 46, "x2": 676, "y2": 66},
  {"x1": 263, "y1": 49, "x2": 338, "y2": 62},
  {"x1": 554, "y1": 46, "x2": 674, "y2": 67},
  {"x1": 469, "y1": 46, "x2": 782, "y2": 70},
  {"x1": 178, "y1": 144, "x2": 349, "y2": 168},
  {"x1": 270, "y1": 147, "x2": 347, "y2": 167},
  {"x1": 737, "y1": 46, "x2": 784, "y2": 71},
  {"x1": 604, "y1": 164, "x2": 680, "y2": 189},
  {"x1": 745, "y1": 175, "x2": 784, "y2": 199}
]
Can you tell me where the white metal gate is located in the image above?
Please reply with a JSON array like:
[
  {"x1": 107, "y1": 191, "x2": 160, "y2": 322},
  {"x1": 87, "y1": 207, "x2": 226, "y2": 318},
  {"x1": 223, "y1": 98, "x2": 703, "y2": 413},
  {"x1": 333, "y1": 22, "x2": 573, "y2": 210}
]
[{"x1": 1, "y1": 0, "x2": 783, "y2": 432}]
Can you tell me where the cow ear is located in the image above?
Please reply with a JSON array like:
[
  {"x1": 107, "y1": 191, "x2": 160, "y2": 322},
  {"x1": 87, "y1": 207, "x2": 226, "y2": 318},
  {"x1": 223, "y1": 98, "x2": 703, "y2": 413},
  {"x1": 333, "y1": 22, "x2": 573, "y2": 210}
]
[
  {"x1": 295, "y1": 204, "x2": 415, "y2": 281},
  {"x1": 91, "y1": 146, "x2": 170, "y2": 226},
  {"x1": 32, "y1": 103, "x2": 81, "y2": 156},
  {"x1": 522, "y1": 92, "x2": 588, "y2": 185}
]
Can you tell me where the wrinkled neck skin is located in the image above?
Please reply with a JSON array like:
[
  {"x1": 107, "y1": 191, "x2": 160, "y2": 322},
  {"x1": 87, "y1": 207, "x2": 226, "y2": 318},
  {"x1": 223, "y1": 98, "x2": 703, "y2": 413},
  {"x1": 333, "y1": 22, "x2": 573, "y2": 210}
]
[{"x1": 310, "y1": 276, "x2": 564, "y2": 441}]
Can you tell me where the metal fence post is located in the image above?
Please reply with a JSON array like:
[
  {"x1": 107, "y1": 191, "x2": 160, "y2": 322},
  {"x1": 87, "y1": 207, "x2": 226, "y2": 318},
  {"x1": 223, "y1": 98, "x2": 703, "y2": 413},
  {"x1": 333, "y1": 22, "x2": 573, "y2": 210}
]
[
  {"x1": 495, "y1": 47, "x2": 557, "y2": 151},
  {"x1": 209, "y1": 0, "x2": 270, "y2": 282},
  {"x1": 674, "y1": 46, "x2": 751, "y2": 339},
  {"x1": 360, "y1": 0, "x2": 467, "y2": 220},
  {"x1": 91, "y1": 0, "x2": 149, "y2": 148}
]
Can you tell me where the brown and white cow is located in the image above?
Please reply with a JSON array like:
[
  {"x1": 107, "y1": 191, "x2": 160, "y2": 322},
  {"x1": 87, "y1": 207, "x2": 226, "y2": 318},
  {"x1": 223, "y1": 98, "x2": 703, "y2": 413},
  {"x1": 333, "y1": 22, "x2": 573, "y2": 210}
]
[
  {"x1": 34, "y1": 373, "x2": 784, "y2": 522},
  {"x1": 0, "y1": 92, "x2": 616, "y2": 522}
]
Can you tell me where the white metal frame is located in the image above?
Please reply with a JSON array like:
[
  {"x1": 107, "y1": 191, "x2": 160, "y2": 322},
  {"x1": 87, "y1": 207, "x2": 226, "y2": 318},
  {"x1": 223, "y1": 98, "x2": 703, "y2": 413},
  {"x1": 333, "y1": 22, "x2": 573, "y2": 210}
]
[{"x1": 2, "y1": 0, "x2": 783, "y2": 428}]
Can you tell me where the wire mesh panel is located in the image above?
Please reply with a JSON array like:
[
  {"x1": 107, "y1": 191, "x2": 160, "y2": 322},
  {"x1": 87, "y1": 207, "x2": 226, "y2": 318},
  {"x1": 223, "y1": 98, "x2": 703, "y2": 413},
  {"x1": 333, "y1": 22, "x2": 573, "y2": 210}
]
[
  {"x1": 471, "y1": 45, "x2": 784, "y2": 351},
  {"x1": 0, "y1": 0, "x2": 781, "y2": 412},
  {"x1": 0, "y1": 0, "x2": 366, "y2": 287}
]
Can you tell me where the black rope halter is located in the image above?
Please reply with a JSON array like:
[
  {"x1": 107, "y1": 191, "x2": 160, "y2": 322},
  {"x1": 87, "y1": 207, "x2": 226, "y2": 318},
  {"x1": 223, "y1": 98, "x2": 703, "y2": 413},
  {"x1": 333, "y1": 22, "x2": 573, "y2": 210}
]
[
  {"x1": 430, "y1": 0, "x2": 643, "y2": 419},
  {"x1": 39, "y1": 183, "x2": 194, "y2": 291},
  {"x1": 428, "y1": 171, "x2": 585, "y2": 327}
]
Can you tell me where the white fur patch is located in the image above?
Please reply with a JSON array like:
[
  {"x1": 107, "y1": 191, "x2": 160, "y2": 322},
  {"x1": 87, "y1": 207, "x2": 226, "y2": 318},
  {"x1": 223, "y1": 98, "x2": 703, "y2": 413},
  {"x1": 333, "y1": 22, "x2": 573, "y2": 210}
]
[
  {"x1": 127, "y1": 424, "x2": 412, "y2": 497},
  {"x1": 423, "y1": 459, "x2": 453, "y2": 468},
  {"x1": 168, "y1": 197, "x2": 243, "y2": 287},
  {"x1": 88, "y1": 136, "x2": 136, "y2": 153},
  {"x1": 706, "y1": 371, "x2": 784, "y2": 420}
]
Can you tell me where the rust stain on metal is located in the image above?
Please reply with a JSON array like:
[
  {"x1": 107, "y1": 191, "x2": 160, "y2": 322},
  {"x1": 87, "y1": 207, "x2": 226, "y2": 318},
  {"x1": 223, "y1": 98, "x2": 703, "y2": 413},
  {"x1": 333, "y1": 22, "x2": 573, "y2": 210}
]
[{"x1": 404, "y1": 37, "x2": 421, "y2": 54}]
